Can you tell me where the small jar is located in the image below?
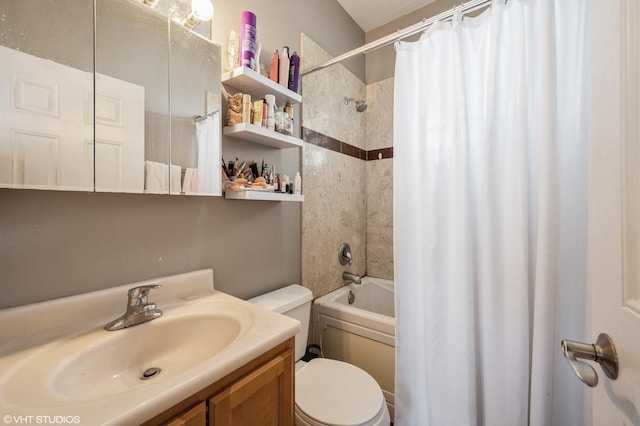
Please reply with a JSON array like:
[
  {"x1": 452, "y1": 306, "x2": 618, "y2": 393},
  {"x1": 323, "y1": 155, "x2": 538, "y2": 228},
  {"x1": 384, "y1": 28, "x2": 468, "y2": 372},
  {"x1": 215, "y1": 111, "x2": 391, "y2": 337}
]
[
  {"x1": 284, "y1": 113, "x2": 293, "y2": 136},
  {"x1": 275, "y1": 110, "x2": 284, "y2": 133}
]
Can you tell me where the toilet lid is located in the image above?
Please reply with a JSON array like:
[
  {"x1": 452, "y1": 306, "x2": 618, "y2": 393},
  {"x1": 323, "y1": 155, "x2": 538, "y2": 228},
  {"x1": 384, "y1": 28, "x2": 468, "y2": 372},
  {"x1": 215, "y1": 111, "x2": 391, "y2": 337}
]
[{"x1": 296, "y1": 358, "x2": 384, "y2": 426}]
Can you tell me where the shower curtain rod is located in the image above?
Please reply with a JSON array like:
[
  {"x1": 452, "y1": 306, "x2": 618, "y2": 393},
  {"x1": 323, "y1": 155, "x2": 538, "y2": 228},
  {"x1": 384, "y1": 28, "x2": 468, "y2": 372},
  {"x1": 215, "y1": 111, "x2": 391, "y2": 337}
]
[{"x1": 300, "y1": 0, "x2": 493, "y2": 76}]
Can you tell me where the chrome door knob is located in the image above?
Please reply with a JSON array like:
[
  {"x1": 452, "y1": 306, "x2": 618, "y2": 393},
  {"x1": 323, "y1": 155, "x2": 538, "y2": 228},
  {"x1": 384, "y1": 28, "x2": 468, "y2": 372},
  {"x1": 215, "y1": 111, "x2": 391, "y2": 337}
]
[{"x1": 561, "y1": 333, "x2": 618, "y2": 387}]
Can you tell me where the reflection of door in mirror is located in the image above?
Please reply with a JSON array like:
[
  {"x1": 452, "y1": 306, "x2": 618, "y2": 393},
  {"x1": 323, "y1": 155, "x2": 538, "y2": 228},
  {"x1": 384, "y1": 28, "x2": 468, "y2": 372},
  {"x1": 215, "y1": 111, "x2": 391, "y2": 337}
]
[
  {"x1": 92, "y1": 74, "x2": 145, "y2": 193},
  {"x1": 0, "y1": 0, "x2": 94, "y2": 191}
]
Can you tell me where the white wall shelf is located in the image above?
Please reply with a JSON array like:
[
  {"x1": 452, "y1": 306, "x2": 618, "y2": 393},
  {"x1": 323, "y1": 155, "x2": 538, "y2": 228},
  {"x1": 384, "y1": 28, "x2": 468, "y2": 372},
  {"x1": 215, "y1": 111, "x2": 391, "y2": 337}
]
[
  {"x1": 222, "y1": 67, "x2": 301, "y2": 106},
  {"x1": 223, "y1": 123, "x2": 303, "y2": 149},
  {"x1": 221, "y1": 66, "x2": 304, "y2": 203},
  {"x1": 224, "y1": 190, "x2": 304, "y2": 202}
]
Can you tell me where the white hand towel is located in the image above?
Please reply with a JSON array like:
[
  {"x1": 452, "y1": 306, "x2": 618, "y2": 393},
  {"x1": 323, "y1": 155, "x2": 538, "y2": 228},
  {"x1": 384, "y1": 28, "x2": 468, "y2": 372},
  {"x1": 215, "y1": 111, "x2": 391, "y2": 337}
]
[
  {"x1": 182, "y1": 168, "x2": 198, "y2": 193},
  {"x1": 196, "y1": 112, "x2": 221, "y2": 195},
  {"x1": 170, "y1": 164, "x2": 182, "y2": 194},
  {"x1": 144, "y1": 160, "x2": 168, "y2": 194}
]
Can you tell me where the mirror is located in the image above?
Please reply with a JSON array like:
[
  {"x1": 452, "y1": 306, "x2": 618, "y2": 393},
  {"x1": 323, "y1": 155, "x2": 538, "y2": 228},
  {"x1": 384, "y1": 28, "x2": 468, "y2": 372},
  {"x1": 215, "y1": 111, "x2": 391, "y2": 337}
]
[
  {"x1": 95, "y1": 0, "x2": 169, "y2": 194},
  {"x1": 170, "y1": 21, "x2": 221, "y2": 196},
  {"x1": 0, "y1": 0, "x2": 221, "y2": 196},
  {"x1": 0, "y1": 0, "x2": 94, "y2": 191},
  {"x1": 95, "y1": 0, "x2": 221, "y2": 195}
]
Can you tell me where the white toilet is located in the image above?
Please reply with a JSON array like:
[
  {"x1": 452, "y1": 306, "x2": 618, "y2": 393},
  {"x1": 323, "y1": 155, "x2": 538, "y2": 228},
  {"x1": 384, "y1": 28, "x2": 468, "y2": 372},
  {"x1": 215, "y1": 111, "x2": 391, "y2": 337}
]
[{"x1": 249, "y1": 285, "x2": 390, "y2": 426}]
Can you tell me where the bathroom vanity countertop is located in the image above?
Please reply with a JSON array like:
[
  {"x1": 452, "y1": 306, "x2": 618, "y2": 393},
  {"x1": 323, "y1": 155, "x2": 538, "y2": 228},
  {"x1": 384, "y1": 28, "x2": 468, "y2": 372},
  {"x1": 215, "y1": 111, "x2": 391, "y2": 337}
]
[{"x1": 0, "y1": 270, "x2": 300, "y2": 425}]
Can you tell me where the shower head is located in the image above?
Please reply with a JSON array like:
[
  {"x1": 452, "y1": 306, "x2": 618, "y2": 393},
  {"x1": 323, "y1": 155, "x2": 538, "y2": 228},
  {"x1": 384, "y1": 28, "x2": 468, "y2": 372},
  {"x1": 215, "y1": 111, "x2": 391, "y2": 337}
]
[{"x1": 343, "y1": 97, "x2": 367, "y2": 112}]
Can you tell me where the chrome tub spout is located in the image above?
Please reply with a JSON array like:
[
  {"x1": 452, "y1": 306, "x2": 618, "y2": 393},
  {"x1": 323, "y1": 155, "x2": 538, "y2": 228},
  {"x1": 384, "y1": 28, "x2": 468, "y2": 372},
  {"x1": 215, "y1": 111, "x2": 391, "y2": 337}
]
[{"x1": 342, "y1": 271, "x2": 362, "y2": 285}]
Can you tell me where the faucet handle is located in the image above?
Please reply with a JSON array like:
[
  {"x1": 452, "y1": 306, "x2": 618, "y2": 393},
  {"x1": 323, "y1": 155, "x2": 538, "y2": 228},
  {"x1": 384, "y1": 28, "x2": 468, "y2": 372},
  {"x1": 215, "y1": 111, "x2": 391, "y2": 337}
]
[
  {"x1": 338, "y1": 243, "x2": 353, "y2": 265},
  {"x1": 127, "y1": 284, "x2": 161, "y2": 306}
]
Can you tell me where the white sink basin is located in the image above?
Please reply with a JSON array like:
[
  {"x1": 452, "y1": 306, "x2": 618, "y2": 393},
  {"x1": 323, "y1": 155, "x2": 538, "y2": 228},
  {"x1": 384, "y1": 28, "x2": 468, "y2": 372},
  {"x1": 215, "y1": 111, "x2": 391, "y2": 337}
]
[
  {"x1": 51, "y1": 313, "x2": 241, "y2": 400},
  {"x1": 0, "y1": 270, "x2": 301, "y2": 425},
  {"x1": 3, "y1": 310, "x2": 245, "y2": 407}
]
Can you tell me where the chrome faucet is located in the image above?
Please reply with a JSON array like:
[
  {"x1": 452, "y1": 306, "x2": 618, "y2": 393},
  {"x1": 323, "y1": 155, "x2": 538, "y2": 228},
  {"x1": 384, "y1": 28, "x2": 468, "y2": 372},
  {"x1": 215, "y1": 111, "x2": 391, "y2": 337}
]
[
  {"x1": 342, "y1": 271, "x2": 362, "y2": 285},
  {"x1": 105, "y1": 284, "x2": 163, "y2": 331}
]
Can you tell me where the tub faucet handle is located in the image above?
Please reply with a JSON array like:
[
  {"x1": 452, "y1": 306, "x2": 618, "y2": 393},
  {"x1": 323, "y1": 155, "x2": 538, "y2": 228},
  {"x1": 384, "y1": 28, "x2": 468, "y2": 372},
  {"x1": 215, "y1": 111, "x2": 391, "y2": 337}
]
[{"x1": 339, "y1": 243, "x2": 353, "y2": 265}]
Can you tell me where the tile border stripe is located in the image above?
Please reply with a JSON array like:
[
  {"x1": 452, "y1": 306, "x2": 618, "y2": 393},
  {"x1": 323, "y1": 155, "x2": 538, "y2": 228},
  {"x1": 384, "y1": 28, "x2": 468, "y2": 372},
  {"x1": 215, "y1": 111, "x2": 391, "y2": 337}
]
[{"x1": 302, "y1": 127, "x2": 392, "y2": 161}]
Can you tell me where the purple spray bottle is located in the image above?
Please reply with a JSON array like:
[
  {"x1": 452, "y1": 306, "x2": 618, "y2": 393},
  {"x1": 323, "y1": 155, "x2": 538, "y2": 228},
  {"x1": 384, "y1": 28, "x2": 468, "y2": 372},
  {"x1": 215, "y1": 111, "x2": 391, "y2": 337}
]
[{"x1": 239, "y1": 11, "x2": 257, "y2": 69}]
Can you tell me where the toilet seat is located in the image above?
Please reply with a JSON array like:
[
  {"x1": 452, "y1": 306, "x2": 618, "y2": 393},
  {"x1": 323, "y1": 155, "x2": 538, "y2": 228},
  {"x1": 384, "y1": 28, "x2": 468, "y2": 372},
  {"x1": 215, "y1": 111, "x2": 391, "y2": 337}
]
[{"x1": 295, "y1": 358, "x2": 388, "y2": 426}]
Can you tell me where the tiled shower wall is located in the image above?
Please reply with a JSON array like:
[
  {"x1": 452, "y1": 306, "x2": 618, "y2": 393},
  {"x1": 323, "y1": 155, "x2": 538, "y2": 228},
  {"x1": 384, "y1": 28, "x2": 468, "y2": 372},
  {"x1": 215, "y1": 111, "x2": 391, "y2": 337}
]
[
  {"x1": 365, "y1": 78, "x2": 394, "y2": 280},
  {"x1": 300, "y1": 34, "x2": 393, "y2": 299}
]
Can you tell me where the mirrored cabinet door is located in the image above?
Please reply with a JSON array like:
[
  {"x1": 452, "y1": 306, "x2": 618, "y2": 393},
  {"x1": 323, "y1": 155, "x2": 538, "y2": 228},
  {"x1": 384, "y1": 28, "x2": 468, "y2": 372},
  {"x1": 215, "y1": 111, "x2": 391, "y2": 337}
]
[
  {"x1": 1, "y1": 0, "x2": 221, "y2": 196},
  {"x1": 169, "y1": 22, "x2": 221, "y2": 196},
  {"x1": 95, "y1": 0, "x2": 170, "y2": 194},
  {"x1": 0, "y1": 0, "x2": 94, "y2": 191}
]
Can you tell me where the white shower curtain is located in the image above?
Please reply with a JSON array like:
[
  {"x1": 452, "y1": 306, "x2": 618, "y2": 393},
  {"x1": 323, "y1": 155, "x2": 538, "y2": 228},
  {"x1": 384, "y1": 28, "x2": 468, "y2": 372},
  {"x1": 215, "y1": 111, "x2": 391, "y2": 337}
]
[
  {"x1": 393, "y1": 0, "x2": 589, "y2": 424},
  {"x1": 195, "y1": 112, "x2": 221, "y2": 195}
]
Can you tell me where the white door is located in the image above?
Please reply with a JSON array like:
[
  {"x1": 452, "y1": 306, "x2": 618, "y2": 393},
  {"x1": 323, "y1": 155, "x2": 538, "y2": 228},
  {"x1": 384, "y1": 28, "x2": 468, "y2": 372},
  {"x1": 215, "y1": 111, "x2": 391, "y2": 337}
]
[
  {"x1": 93, "y1": 73, "x2": 145, "y2": 193},
  {"x1": 0, "y1": 45, "x2": 93, "y2": 191},
  {"x1": 588, "y1": 0, "x2": 640, "y2": 424}
]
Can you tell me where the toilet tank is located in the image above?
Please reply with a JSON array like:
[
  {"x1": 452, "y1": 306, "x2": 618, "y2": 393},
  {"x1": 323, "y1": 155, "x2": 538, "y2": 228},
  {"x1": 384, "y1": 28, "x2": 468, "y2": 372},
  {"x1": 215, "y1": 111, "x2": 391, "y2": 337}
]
[{"x1": 248, "y1": 284, "x2": 313, "y2": 361}]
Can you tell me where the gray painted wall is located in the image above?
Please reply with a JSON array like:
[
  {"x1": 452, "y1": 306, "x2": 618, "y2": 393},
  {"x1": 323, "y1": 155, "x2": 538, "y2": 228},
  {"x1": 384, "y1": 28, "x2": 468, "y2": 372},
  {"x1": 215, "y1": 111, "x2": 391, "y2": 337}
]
[{"x1": 0, "y1": 0, "x2": 364, "y2": 308}]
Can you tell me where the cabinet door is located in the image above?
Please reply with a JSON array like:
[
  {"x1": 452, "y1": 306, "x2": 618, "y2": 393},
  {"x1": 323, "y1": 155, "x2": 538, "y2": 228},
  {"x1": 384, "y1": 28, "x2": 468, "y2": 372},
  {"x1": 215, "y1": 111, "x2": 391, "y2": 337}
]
[
  {"x1": 209, "y1": 352, "x2": 294, "y2": 426},
  {"x1": 165, "y1": 402, "x2": 206, "y2": 426}
]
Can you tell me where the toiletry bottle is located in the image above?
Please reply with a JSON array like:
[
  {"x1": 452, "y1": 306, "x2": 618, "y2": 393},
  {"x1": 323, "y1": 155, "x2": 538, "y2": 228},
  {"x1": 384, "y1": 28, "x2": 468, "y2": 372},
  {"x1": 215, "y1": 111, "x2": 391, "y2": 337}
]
[
  {"x1": 254, "y1": 35, "x2": 261, "y2": 72},
  {"x1": 294, "y1": 172, "x2": 301, "y2": 195},
  {"x1": 278, "y1": 46, "x2": 290, "y2": 87},
  {"x1": 242, "y1": 94, "x2": 252, "y2": 123},
  {"x1": 284, "y1": 102, "x2": 293, "y2": 120},
  {"x1": 288, "y1": 51, "x2": 300, "y2": 93},
  {"x1": 225, "y1": 30, "x2": 239, "y2": 71},
  {"x1": 265, "y1": 94, "x2": 276, "y2": 131},
  {"x1": 269, "y1": 50, "x2": 279, "y2": 82},
  {"x1": 261, "y1": 101, "x2": 268, "y2": 127},
  {"x1": 252, "y1": 99, "x2": 263, "y2": 125},
  {"x1": 239, "y1": 11, "x2": 257, "y2": 69}
]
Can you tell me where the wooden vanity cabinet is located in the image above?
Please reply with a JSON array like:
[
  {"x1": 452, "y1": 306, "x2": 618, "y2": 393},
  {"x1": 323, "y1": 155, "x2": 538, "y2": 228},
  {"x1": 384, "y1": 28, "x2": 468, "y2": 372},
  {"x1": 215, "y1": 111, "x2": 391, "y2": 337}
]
[
  {"x1": 209, "y1": 350, "x2": 293, "y2": 425},
  {"x1": 142, "y1": 338, "x2": 294, "y2": 426},
  {"x1": 165, "y1": 402, "x2": 207, "y2": 426}
]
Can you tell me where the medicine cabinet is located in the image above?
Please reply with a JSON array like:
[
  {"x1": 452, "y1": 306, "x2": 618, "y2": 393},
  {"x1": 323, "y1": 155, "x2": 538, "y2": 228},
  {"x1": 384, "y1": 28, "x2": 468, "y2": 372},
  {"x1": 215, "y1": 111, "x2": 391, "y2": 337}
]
[{"x1": 0, "y1": 0, "x2": 221, "y2": 196}]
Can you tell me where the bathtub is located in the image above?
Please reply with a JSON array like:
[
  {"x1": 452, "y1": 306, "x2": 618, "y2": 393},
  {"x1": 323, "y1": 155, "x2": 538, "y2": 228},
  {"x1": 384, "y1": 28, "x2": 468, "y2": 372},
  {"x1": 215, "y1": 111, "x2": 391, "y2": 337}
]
[{"x1": 312, "y1": 277, "x2": 395, "y2": 420}]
